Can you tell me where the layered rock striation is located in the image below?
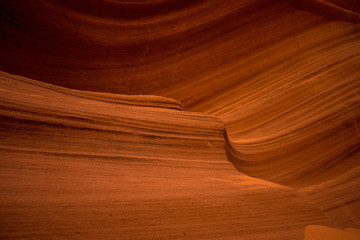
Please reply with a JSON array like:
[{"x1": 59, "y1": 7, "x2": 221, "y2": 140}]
[{"x1": 0, "y1": 0, "x2": 359, "y2": 239}]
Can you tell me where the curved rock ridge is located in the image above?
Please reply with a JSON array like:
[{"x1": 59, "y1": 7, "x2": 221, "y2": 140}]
[
  {"x1": 0, "y1": 71, "x2": 333, "y2": 239},
  {"x1": 0, "y1": 72, "x2": 185, "y2": 111},
  {"x1": 224, "y1": 48, "x2": 360, "y2": 187}
]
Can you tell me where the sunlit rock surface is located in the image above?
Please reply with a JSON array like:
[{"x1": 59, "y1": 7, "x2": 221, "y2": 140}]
[
  {"x1": 304, "y1": 225, "x2": 360, "y2": 240},
  {"x1": 0, "y1": 0, "x2": 359, "y2": 239}
]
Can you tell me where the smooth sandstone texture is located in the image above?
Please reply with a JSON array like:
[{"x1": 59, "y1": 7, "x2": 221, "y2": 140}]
[
  {"x1": 0, "y1": 0, "x2": 359, "y2": 187},
  {"x1": 0, "y1": 0, "x2": 359, "y2": 239},
  {"x1": 304, "y1": 225, "x2": 360, "y2": 240},
  {"x1": 0, "y1": 71, "x2": 332, "y2": 239}
]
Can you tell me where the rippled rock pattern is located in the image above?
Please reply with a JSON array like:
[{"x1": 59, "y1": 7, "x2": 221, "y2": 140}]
[{"x1": 0, "y1": 0, "x2": 359, "y2": 239}]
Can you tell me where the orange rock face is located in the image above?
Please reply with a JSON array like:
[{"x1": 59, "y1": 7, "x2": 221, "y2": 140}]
[{"x1": 0, "y1": 0, "x2": 359, "y2": 239}]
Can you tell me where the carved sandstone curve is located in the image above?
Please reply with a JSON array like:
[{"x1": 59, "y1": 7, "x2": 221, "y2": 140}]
[
  {"x1": 0, "y1": 71, "x2": 333, "y2": 240},
  {"x1": 0, "y1": 0, "x2": 360, "y2": 238},
  {"x1": 1, "y1": 0, "x2": 359, "y2": 189}
]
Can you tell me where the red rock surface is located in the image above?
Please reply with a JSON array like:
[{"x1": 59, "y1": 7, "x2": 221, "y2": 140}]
[{"x1": 0, "y1": 0, "x2": 359, "y2": 239}]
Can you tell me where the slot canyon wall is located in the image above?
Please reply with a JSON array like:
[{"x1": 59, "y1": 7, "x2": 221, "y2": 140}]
[{"x1": 0, "y1": 0, "x2": 359, "y2": 239}]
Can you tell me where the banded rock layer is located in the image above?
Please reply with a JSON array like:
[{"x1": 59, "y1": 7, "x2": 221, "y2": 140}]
[
  {"x1": 0, "y1": 0, "x2": 360, "y2": 239},
  {"x1": 0, "y1": 71, "x2": 333, "y2": 239}
]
